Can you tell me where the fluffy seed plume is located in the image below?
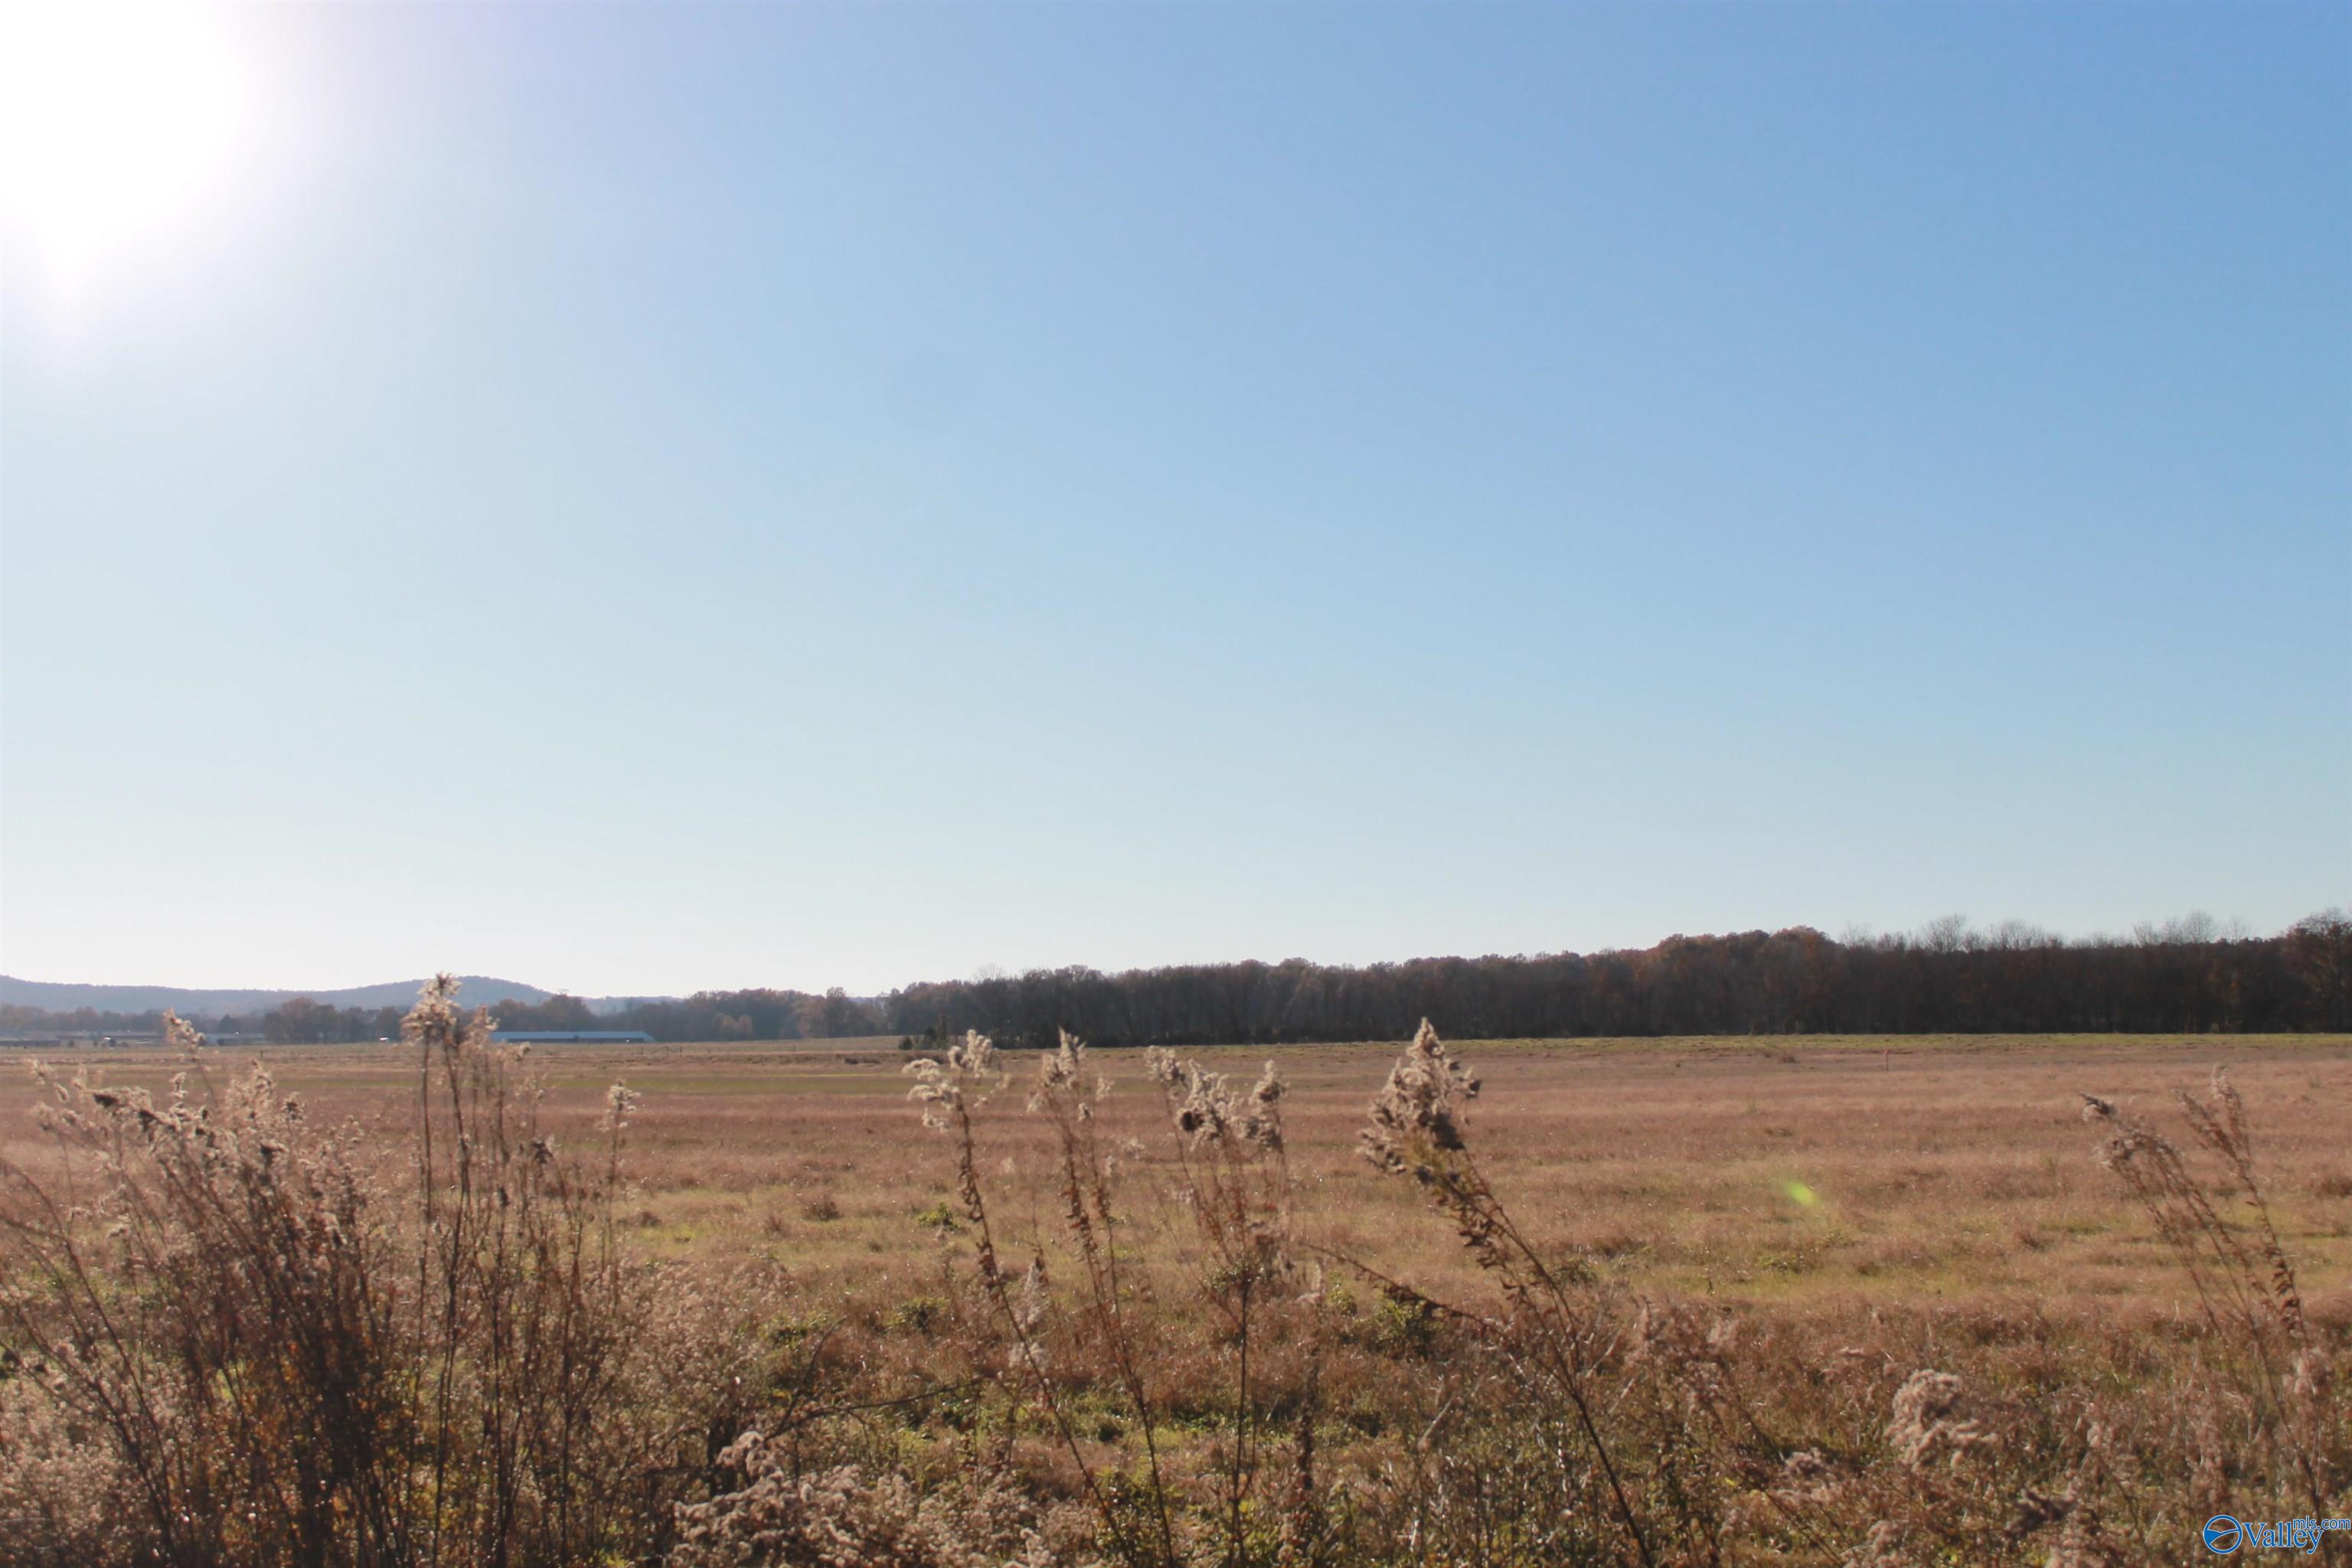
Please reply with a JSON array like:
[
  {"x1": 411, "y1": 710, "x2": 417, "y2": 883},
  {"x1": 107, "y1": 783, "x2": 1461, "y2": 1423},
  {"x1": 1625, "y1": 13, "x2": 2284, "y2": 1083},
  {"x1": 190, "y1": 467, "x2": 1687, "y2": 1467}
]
[
  {"x1": 903, "y1": 1031, "x2": 1004, "y2": 1132},
  {"x1": 1144, "y1": 1048, "x2": 1285, "y2": 1152},
  {"x1": 1029, "y1": 1029, "x2": 1108, "y2": 1118},
  {"x1": 1361, "y1": 1020, "x2": 1480, "y2": 1181}
]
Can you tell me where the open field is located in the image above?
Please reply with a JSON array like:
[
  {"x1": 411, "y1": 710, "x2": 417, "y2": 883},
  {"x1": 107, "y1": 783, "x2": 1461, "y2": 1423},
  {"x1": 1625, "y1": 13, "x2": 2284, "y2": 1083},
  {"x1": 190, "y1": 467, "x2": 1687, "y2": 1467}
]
[
  {"x1": 5, "y1": 1025, "x2": 2347, "y2": 1564},
  {"x1": 11, "y1": 1031, "x2": 2347, "y2": 1314}
]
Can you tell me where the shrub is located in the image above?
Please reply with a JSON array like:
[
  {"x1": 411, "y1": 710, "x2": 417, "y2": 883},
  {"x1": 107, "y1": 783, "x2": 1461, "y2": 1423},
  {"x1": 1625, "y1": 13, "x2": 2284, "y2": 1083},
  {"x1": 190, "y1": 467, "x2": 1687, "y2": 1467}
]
[{"x1": 0, "y1": 982, "x2": 763, "y2": 1567}]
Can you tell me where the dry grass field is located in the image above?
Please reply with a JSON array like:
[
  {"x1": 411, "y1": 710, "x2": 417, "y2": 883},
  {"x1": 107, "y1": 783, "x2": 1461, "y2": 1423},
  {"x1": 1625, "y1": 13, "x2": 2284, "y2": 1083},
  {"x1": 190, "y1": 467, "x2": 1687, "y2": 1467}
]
[
  {"x1": 4, "y1": 1021, "x2": 2347, "y2": 1565},
  {"x1": 14, "y1": 1031, "x2": 2342, "y2": 1312}
]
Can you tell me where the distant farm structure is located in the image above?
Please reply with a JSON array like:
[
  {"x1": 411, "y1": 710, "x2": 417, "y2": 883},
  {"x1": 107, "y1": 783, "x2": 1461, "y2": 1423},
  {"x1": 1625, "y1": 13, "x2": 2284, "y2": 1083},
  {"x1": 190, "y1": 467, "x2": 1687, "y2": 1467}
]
[
  {"x1": 0, "y1": 1031, "x2": 273, "y2": 1048},
  {"x1": 0, "y1": 1031, "x2": 164, "y2": 1049},
  {"x1": 488, "y1": 1029, "x2": 656, "y2": 1044},
  {"x1": 0, "y1": 1029, "x2": 299, "y2": 1053}
]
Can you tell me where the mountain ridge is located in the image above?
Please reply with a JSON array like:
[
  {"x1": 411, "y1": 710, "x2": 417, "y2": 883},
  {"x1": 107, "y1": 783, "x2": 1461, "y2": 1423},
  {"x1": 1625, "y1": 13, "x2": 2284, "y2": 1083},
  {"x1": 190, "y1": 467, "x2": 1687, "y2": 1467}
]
[{"x1": 1, "y1": 975, "x2": 562, "y2": 1015}]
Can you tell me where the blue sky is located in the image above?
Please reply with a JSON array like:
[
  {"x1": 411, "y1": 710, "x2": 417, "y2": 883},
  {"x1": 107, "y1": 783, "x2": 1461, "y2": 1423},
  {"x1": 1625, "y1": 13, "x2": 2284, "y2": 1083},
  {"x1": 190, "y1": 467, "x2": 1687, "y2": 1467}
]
[{"x1": 2, "y1": 2, "x2": 2345, "y2": 996}]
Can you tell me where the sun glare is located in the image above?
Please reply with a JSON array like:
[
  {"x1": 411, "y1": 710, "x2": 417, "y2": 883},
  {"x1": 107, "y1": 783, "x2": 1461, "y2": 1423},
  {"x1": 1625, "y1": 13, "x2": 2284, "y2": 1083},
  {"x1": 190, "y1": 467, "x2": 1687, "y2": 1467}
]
[{"x1": 0, "y1": 2, "x2": 253, "y2": 296}]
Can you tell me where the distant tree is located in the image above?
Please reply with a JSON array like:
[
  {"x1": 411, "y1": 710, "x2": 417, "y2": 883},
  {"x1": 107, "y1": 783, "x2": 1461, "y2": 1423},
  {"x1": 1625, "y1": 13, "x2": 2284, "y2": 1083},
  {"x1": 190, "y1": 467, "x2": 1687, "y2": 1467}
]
[
  {"x1": 1919, "y1": 914, "x2": 1972, "y2": 954},
  {"x1": 263, "y1": 997, "x2": 341, "y2": 1044},
  {"x1": 2287, "y1": 908, "x2": 2352, "y2": 1031},
  {"x1": 492, "y1": 994, "x2": 597, "y2": 1032},
  {"x1": 0, "y1": 1004, "x2": 165, "y2": 1034},
  {"x1": 789, "y1": 987, "x2": 874, "y2": 1040},
  {"x1": 537, "y1": 995, "x2": 596, "y2": 1031},
  {"x1": 379, "y1": 915, "x2": 2352, "y2": 1047}
]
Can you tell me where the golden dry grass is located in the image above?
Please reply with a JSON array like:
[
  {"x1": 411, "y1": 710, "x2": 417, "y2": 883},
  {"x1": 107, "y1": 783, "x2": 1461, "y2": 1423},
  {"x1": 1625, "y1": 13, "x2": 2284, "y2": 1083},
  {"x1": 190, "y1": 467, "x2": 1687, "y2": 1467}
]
[
  {"x1": 12, "y1": 1031, "x2": 2346, "y2": 1323},
  {"x1": 7, "y1": 1025, "x2": 2348, "y2": 1565}
]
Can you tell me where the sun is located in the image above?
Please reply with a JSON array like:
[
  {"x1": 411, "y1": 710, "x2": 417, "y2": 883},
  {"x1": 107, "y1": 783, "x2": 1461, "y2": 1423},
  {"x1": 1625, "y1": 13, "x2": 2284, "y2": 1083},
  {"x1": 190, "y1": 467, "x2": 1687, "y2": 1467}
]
[{"x1": 0, "y1": 2, "x2": 253, "y2": 296}]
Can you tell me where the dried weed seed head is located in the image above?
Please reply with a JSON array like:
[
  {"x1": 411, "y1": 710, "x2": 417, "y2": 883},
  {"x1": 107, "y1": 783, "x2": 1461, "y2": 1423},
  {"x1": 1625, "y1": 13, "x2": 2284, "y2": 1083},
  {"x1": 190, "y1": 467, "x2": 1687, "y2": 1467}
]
[
  {"x1": 1029, "y1": 1029, "x2": 1108, "y2": 1117},
  {"x1": 1886, "y1": 1368, "x2": 1994, "y2": 1471},
  {"x1": 2187, "y1": 1064, "x2": 2247, "y2": 1154},
  {"x1": 1780, "y1": 1449, "x2": 1830, "y2": 1484},
  {"x1": 165, "y1": 1011, "x2": 207, "y2": 1061},
  {"x1": 2079, "y1": 1093, "x2": 2174, "y2": 1174},
  {"x1": 1362, "y1": 1020, "x2": 1480, "y2": 1181},
  {"x1": 904, "y1": 1031, "x2": 1004, "y2": 1132},
  {"x1": 1015, "y1": 1256, "x2": 1048, "y2": 1333},
  {"x1": 1767, "y1": 1446, "x2": 1846, "y2": 1511},
  {"x1": 1145, "y1": 1050, "x2": 1287, "y2": 1152},
  {"x1": 1248, "y1": 1059, "x2": 1285, "y2": 1152},
  {"x1": 1844, "y1": 1519, "x2": 1916, "y2": 1568},
  {"x1": 404, "y1": 973, "x2": 464, "y2": 1049}
]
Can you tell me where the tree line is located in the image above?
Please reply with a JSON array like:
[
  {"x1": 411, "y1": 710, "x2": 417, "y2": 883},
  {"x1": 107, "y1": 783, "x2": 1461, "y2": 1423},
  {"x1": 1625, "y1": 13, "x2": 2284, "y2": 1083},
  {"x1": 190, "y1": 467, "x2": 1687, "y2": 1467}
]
[
  {"x1": 7, "y1": 910, "x2": 2345, "y2": 1047},
  {"x1": 0, "y1": 997, "x2": 409, "y2": 1044},
  {"x1": 457, "y1": 909, "x2": 2352, "y2": 1045}
]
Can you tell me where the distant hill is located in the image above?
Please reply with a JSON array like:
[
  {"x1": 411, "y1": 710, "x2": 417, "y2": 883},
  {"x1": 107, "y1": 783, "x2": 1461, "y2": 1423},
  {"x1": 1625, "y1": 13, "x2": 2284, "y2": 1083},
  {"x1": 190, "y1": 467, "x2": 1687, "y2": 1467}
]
[{"x1": 0, "y1": 975, "x2": 557, "y2": 1016}]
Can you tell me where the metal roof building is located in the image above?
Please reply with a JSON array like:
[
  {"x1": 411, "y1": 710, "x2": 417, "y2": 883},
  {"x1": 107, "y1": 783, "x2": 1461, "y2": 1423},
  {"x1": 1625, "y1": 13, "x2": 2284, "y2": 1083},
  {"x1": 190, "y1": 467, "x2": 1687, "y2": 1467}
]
[{"x1": 488, "y1": 1030, "x2": 655, "y2": 1044}]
